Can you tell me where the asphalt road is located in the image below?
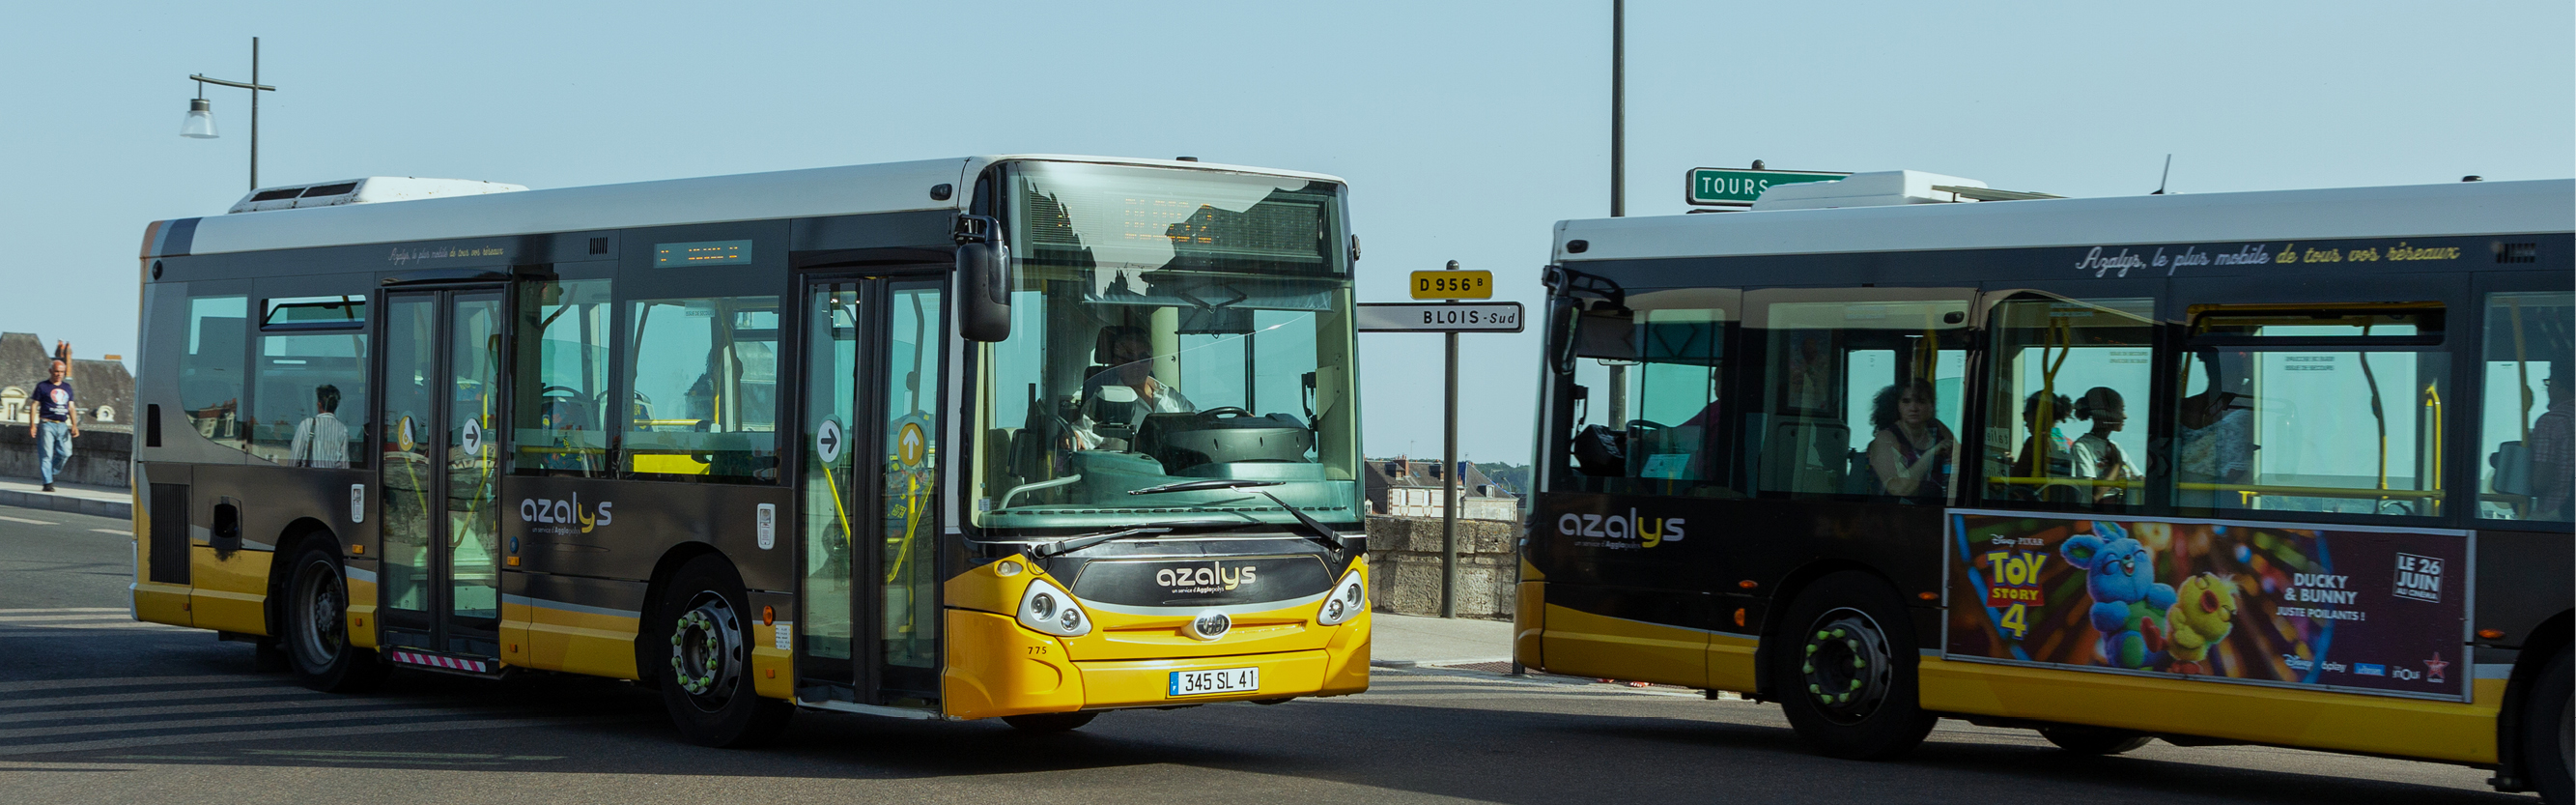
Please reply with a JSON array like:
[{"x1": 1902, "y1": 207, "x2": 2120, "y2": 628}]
[{"x1": 0, "y1": 507, "x2": 2531, "y2": 804}]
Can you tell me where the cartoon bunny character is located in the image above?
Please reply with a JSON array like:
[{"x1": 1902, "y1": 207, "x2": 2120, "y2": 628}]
[{"x1": 2061, "y1": 522, "x2": 2177, "y2": 669}]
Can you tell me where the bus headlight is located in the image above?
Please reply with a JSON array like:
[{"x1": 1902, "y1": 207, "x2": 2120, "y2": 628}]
[
  {"x1": 1017, "y1": 578, "x2": 1091, "y2": 637},
  {"x1": 1316, "y1": 571, "x2": 1367, "y2": 626}
]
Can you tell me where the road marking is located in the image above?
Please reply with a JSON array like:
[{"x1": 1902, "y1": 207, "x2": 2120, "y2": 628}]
[
  {"x1": 0, "y1": 684, "x2": 326, "y2": 710},
  {"x1": 0, "y1": 608, "x2": 128, "y2": 614},
  {"x1": 0, "y1": 706, "x2": 522, "y2": 741},
  {"x1": 90, "y1": 529, "x2": 128, "y2": 535},
  {"x1": 0, "y1": 516, "x2": 57, "y2": 526},
  {"x1": 243, "y1": 749, "x2": 565, "y2": 761},
  {"x1": 0, "y1": 697, "x2": 440, "y2": 725},
  {"x1": 0, "y1": 614, "x2": 143, "y2": 622},
  {"x1": 0, "y1": 715, "x2": 642, "y2": 757}
]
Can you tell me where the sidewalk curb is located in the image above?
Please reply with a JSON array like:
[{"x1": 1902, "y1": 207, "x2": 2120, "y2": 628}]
[
  {"x1": 0, "y1": 488, "x2": 130, "y2": 519},
  {"x1": 1371, "y1": 658, "x2": 1513, "y2": 669}
]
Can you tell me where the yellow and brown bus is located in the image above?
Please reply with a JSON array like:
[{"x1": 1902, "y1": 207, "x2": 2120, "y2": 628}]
[
  {"x1": 131, "y1": 156, "x2": 1371, "y2": 745},
  {"x1": 1520, "y1": 173, "x2": 2572, "y2": 801}
]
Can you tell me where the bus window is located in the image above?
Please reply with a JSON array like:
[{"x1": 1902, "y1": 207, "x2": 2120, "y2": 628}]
[
  {"x1": 1750, "y1": 296, "x2": 1967, "y2": 503},
  {"x1": 1558, "y1": 290, "x2": 1734, "y2": 497},
  {"x1": 1978, "y1": 298, "x2": 2153, "y2": 508},
  {"x1": 514, "y1": 278, "x2": 613, "y2": 477},
  {"x1": 182, "y1": 295, "x2": 249, "y2": 451},
  {"x1": 2174, "y1": 304, "x2": 2447, "y2": 517},
  {"x1": 249, "y1": 331, "x2": 367, "y2": 469},
  {"x1": 2477, "y1": 291, "x2": 2574, "y2": 524},
  {"x1": 622, "y1": 295, "x2": 780, "y2": 483}
]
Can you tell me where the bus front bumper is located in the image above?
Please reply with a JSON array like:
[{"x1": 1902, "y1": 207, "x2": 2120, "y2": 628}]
[{"x1": 942, "y1": 609, "x2": 1370, "y2": 719}]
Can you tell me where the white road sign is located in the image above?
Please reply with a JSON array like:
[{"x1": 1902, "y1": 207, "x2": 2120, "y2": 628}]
[{"x1": 1355, "y1": 302, "x2": 1524, "y2": 333}]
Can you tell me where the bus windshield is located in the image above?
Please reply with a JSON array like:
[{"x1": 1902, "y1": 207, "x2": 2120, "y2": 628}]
[{"x1": 973, "y1": 161, "x2": 1360, "y2": 532}]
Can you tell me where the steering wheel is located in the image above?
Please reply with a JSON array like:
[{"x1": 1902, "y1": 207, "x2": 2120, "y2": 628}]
[{"x1": 1199, "y1": 406, "x2": 1251, "y2": 418}]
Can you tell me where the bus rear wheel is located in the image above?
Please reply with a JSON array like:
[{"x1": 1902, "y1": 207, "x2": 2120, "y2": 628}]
[
  {"x1": 1771, "y1": 571, "x2": 1936, "y2": 760},
  {"x1": 657, "y1": 556, "x2": 792, "y2": 748},
  {"x1": 2524, "y1": 646, "x2": 2570, "y2": 805},
  {"x1": 2038, "y1": 725, "x2": 2152, "y2": 755},
  {"x1": 1003, "y1": 711, "x2": 1099, "y2": 733},
  {"x1": 284, "y1": 540, "x2": 384, "y2": 692}
]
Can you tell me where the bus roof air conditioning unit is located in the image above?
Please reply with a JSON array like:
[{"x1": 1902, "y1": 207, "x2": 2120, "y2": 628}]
[
  {"x1": 1749, "y1": 170, "x2": 2059, "y2": 211},
  {"x1": 226, "y1": 177, "x2": 529, "y2": 215}
]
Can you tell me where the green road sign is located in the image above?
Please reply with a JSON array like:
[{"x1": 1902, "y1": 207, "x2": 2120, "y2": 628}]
[{"x1": 1685, "y1": 167, "x2": 1849, "y2": 207}]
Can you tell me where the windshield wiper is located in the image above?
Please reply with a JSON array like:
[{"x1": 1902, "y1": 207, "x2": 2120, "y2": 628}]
[
  {"x1": 1024, "y1": 519, "x2": 1243, "y2": 559},
  {"x1": 1129, "y1": 479, "x2": 1348, "y2": 555}
]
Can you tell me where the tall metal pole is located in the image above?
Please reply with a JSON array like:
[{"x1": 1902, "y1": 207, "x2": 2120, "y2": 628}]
[
  {"x1": 1603, "y1": 1, "x2": 1628, "y2": 427},
  {"x1": 249, "y1": 37, "x2": 260, "y2": 191},
  {"x1": 1442, "y1": 326, "x2": 1460, "y2": 618}
]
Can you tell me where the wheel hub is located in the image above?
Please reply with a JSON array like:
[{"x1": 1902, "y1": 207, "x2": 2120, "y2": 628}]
[
  {"x1": 1799, "y1": 608, "x2": 1893, "y2": 725},
  {"x1": 292, "y1": 558, "x2": 347, "y2": 669},
  {"x1": 670, "y1": 597, "x2": 745, "y2": 704}
]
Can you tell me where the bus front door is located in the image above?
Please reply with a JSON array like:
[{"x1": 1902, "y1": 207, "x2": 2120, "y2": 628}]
[
  {"x1": 794, "y1": 276, "x2": 946, "y2": 710},
  {"x1": 377, "y1": 289, "x2": 507, "y2": 662}
]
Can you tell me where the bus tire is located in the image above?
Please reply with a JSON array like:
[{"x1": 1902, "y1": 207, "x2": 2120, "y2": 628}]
[
  {"x1": 2037, "y1": 725, "x2": 2151, "y2": 755},
  {"x1": 1772, "y1": 571, "x2": 1936, "y2": 761},
  {"x1": 658, "y1": 555, "x2": 792, "y2": 748},
  {"x1": 1003, "y1": 711, "x2": 1098, "y2": 733},
  {"x1": 2525, "y1": 646, "x2": 2571, "y2": 805},
  {"x1": 283, "y1": 541, "x2": 385, "y2": 692}
]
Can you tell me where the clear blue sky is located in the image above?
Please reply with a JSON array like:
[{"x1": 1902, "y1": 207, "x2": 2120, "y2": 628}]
[{"x1": 5, "y1": 1, "x2": 2568, "y2": 465}]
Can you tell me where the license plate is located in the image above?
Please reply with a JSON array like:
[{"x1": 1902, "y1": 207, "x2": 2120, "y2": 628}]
[{"x1": 1168, "y1": 667, "x2": 1260, "y2": 698}]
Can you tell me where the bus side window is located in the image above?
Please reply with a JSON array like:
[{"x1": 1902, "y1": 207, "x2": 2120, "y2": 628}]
[
  {"x1": 1751, "y1": 297, "x2": 1967, "y2": 503},
  {"x1": 182, "y1": 295, "x2": 250, "y2": 452},
  {"x1": 1977, "y1": 298, "x2": 2154, "y2": 509},
  {"x1": 2477, "y1": 291, "x2": 2574, "y2": 524},
  {"x1": 513, "y1": 278, "x2": 614, "y2": 477},
  {"x1": 2172, "y1": 304, "x2": 2448, "y2": 517},
  {"x1": 621, "y1": 295, "x2": 781, "y2": 483}
]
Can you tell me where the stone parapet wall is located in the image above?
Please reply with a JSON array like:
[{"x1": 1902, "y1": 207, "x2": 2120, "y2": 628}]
[
  {"x1": 0, "y1": 427, "x2": 130, "y2": 488},
  {"x1": 1365, "y1": 516, "x2": 1519, "y2": 621}
]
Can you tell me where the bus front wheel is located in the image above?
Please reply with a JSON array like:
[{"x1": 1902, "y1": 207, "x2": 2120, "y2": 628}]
[
  {"x1": 283, "y1": 540, "x2": 385, "y2": 693},
  {"x1": 657, "y1": 556, "x2": 792, "y2": 747},
  {"x1": 2524, "y1": 646, "x2": 2570, "y2": 805},
  {"x1": 1771, "y1": 571, "x2": 1936, "y2": 760}
]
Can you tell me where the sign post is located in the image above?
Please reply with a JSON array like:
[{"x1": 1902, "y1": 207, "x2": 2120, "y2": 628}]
[{"x1": 1371, "y1": 262, "x2": 1521, "y2": 618}]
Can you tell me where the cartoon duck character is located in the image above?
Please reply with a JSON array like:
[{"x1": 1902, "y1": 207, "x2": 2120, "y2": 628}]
[
  {"x1": 2165, "y1": 572, "x2": 2240, "y2": 675},
  {"x1": 2061, "y1": 522, "x2": 2176, "y2": 670}
]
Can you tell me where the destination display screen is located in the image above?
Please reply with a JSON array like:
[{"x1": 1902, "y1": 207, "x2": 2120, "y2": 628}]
[{"x1": 653, "y1": 240, "x2": 752, "y2": 269}]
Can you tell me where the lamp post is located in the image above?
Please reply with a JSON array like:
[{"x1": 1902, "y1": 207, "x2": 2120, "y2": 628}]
[{"x1": 181, "y1": 37, "x2": 276, "y2": 191}]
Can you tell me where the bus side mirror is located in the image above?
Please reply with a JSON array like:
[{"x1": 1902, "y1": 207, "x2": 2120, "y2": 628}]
[
  {"x1": 955, "y1": 216, "x2": 1011, "y2": 342},
  {"x1": 1546, "y1": 297, "x2": 1579, "y2": 375}
]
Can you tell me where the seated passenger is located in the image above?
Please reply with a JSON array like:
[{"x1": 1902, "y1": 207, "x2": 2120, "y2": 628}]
[
  {"x1": 1067, "y1": 326, "x2": 1195, "y2": 450},
  {"x1": 1867, "y1": 380, "x2": 1954, "y2": 503},
  {"x1": 2069, "y1": 387, "x2": 2137, "y2": 502},
  {"x1": 2011, "y1": 390, "x2": 2075, "y2": 482}
]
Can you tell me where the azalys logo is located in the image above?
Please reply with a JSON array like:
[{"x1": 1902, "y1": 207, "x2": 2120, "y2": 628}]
[
  {"x1": 1157, "y1": 561, "x2": 1257, "y2": 594},
  {"x1": 520, "y1": 494, "x2": 613, "y2": 533},
  {"x1": 1555, "y1": 508, "x2": 1686, "y2": 549}
]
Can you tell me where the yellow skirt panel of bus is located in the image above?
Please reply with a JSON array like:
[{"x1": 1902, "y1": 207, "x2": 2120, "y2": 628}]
[
  {"x1": 1075, "y1": 650, "x2": 1329, "y2": 708},
  {"x1": 1318, "y1": 608, "x2": 1371, "y2": 697},
  {"x1": 1513, "y1": 574, "x2": 1544, "y2": 670},
  {"x1": 345, "y1": 575, "x2": 377, "y2": 649},
  {"x1": 943, "y1": 608, "x2": 1082, "y2": 720},
  {"x1": 505, "y1": 598, "x2": 641, "y2": 680},
  {"x1": 1538, "y1": 602, "x2": 1707, "y2": 687},
  {"x1": 187, "y1": 546, "x2": 271, "y2": 636},
  {"x1": 134, "y1": 581, "x2": 192, "y2": 629},
  {"x1": 1919, "y1": 657, "x2": 2502, "y2": 764},
  {"x1": 1706, "y1": 632, "x2": 1759, "y2": 694}
]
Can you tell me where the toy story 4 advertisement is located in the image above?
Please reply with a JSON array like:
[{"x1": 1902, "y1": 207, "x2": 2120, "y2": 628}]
[{"x1": 1945, "y1": 511, "x2": 2469, "y2": 700}]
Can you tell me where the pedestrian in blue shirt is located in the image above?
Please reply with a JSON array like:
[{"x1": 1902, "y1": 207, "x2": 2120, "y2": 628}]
[{"x1": 27, "y1": 359, "x2": 78, "y2": 491}]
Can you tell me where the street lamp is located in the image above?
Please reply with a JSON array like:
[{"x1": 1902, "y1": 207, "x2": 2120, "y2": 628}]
[{"x1": 181, "y1": 37, "x2": 277, "y2": 191}]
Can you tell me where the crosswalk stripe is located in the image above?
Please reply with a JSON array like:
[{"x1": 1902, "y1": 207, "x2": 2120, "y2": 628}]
[
  {"x1": 0, "y1": 675, "x2": 271, "y2": 694},
  {"x1": 0, "y1": 697, "x2": 450, "y2": 726},
  {"x1": 0, "y1": 515, "x2": 58, "y2": 525},
  {"x1": 0, "y1": 608, "x2": 128, "y2": 614},
  {"x1": 0, "y1": 620, "x2": 180, "y2": 629},
  {"x1": 0, "y1": 705, "x2": 504, "y2": 741},
  {"x1": 0, "y1": 714, "x2": 642, "y2": 757},
  {"x1": 0, "y1": 614, "x2": 142, "y2": 622},
  {"x1": 0, "y1": 684, "x2": 324, "y2": 710},
  {"x1": 90, "y1": 529, "x2": 129, "y2": 535}
]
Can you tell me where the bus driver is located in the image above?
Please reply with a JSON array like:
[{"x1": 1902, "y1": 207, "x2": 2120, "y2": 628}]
[{"x1": 1067, "y1": 325, "x2": 1196, "y2": 451}]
